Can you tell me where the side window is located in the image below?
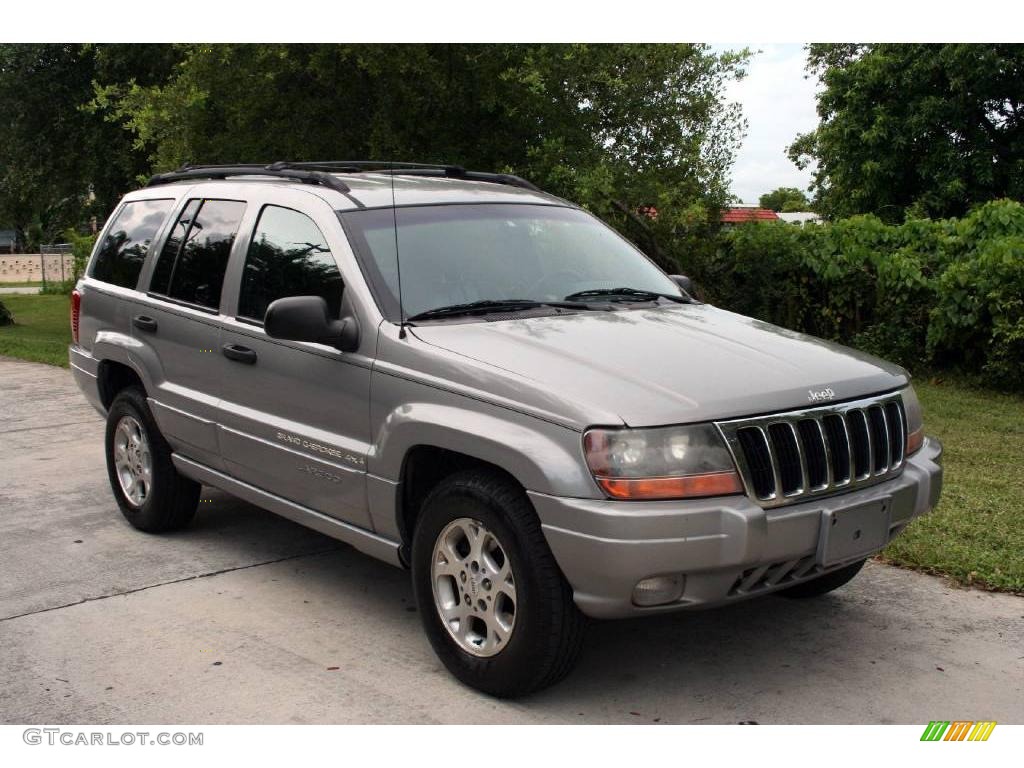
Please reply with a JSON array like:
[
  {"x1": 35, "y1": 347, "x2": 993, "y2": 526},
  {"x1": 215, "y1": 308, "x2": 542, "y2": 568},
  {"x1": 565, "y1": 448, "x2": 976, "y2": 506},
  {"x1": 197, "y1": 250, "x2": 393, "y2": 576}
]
[
  {"x1": 149, "y1": 199, "x2": 246, "y2": 310},
  {"x1": 150, "y1": 199, "x2": 200, "y2": 295},
  {"x1": 90, "y1": 199, "x2": 174, "y2": 288},
  {"x1": 238, "y1": 205, "x2": 343, "y2": 322}
]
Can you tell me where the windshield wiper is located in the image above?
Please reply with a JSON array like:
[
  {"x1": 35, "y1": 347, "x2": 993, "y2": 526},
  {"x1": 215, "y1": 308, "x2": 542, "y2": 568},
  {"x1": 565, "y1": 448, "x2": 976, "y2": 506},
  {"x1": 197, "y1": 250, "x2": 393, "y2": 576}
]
[
  {"x1": 406, "y1": 299, "x2": 584, "y2": 322},
  {"x1": 563, "y1": 287, "x2": 689, "y2": 303}
]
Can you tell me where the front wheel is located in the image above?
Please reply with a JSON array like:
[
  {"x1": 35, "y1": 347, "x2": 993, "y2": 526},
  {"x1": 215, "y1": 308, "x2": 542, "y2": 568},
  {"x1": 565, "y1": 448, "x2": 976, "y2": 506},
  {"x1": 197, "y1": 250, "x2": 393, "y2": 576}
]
[{"x1": 411, "y1": 470, "x2": 585, "y2": 697}]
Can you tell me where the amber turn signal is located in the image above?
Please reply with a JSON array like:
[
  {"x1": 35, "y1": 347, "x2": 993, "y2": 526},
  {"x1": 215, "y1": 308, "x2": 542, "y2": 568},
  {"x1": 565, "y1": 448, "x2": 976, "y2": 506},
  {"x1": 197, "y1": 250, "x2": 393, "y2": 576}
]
[
  {"x1": 906, "y1": 426, "x2": 925, "y2": 456},
  {"x1": 595, "y1": 470, "x2": 744, "y2": 500}
]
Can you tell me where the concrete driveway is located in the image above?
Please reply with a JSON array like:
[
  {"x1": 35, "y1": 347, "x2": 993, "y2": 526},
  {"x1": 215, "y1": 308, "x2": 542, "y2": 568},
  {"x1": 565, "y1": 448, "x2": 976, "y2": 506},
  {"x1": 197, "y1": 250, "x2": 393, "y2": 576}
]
[{"x1": 1, "y1": 356, "x2": 1021, "y2": 724}]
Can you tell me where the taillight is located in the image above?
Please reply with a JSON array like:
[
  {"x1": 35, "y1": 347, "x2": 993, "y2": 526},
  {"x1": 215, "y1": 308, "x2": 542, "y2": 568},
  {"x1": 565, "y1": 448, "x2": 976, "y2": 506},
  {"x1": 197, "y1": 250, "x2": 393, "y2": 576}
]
[{"x1": 70, "y1": 289, "x2": 81, "y2": 345}]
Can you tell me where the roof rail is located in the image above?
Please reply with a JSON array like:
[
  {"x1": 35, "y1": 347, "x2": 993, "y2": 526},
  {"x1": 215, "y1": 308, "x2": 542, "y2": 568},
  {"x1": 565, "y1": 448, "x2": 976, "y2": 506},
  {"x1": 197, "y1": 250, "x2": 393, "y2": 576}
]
[
  {"x1": 272, "y1": 160, "x2": 542, "y2": 192},
  {"x1": 146, "y1": 163, "x2": 353, "y2": 193},
  {"x1": 272, "y1": 160, "x2": 464, "y2": 173},
  {"x1": 145, "y1": 161, "x2": 542, "y2": 194}
]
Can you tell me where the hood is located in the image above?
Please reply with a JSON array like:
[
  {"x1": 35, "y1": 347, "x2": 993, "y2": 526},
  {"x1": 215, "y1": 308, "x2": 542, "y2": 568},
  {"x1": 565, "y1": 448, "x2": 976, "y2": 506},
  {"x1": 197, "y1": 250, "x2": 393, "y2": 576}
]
[{"x1": 411, "y1": 304, "x2": 908, "y2": 427}]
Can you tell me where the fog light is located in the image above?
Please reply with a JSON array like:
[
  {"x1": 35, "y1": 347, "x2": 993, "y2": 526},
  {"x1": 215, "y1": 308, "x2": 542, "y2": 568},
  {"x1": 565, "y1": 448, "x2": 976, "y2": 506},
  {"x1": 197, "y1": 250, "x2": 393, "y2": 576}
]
[{"x1": 632, "y1": 574, "x2": 685, "y2": 607}]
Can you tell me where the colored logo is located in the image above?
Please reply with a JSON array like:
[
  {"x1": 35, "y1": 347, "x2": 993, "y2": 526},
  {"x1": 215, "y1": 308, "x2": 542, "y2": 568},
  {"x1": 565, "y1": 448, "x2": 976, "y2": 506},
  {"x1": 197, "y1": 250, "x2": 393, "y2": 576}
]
[{"x1": 920, "y1": 721, "x2": 997, "y2": 741}]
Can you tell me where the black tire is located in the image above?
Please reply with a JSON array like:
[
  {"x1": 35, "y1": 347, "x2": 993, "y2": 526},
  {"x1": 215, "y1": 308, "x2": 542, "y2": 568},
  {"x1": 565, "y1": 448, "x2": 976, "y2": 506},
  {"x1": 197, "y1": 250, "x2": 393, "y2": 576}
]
[
  {"x1": 411, "y1": 469, "x2": 585, "y2": 698},
  {"x1": 104, "y1": 386, "x2": 200, "y2": 532},
  {"x1": 779, "y1": 558, "x2": 866, "y2": 598}
]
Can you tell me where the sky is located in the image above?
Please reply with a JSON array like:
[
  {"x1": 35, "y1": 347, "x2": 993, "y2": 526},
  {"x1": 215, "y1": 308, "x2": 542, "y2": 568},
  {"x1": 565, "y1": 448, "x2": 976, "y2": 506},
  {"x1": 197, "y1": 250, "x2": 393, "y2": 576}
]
[{"x1": 716, "y1": 44, "x2": 820, "y2": 205}]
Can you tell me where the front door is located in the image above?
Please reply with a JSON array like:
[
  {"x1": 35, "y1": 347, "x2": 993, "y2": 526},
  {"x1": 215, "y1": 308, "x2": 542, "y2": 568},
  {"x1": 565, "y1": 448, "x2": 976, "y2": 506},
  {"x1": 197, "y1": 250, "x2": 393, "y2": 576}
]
[{"x1": 216, "y1": 197, "x2": 375, "y2": 529}]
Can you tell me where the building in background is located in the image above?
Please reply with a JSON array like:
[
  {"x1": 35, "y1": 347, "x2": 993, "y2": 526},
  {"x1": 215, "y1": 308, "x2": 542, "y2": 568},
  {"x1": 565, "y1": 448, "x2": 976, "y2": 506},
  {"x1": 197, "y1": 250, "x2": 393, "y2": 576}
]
[
  {"x1": 0, "y1": 230, "x2": 22, "y2": 254},
  {"x1": 777, "y1": 212, "x2": 822, "y2": 225},
  {"x1": 720, "y1": 204, "x2": 779, "y2": 226}
]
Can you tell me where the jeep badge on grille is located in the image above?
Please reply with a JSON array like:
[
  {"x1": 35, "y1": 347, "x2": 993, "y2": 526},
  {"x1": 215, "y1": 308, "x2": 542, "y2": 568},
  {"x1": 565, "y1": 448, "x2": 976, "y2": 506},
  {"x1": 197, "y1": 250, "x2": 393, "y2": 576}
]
[{"x1": 808, "y1": 387, "x2": 836, "y2": 402}]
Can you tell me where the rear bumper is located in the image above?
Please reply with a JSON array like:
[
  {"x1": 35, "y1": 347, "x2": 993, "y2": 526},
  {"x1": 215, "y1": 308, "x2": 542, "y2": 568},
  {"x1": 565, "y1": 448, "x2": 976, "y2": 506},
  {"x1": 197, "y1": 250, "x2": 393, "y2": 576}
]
[
  {"x1": 530, "y1": 437, "x2": 943, "y2": 619},
  {"x1": 69, "y1": 345, "x2": 105, "y2": 416}
]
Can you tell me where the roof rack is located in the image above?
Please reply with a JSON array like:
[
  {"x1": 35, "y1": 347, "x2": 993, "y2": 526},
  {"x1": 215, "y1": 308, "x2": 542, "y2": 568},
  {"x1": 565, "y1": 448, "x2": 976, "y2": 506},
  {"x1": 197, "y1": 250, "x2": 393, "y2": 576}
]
[
  {"x1": 145, "y1": 161, "x2": 542, "y2": 194},
  {"x1": 276, "y1": 161, "x2": 541, "y2": 192},
  {"x1": 146, "y1": 163, "x2": 354, "y2": 193},
  {"x1": 272, "y1": 160, "x2": 465, "y2": 174}
]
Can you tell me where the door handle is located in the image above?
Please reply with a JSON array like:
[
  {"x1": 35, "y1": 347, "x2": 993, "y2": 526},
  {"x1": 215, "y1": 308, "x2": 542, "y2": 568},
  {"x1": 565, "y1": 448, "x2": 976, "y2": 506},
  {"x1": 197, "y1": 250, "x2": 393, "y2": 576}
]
[
  {"x1": 132, "y1": 315, "x2": 158, "y2": 333},
  {"x1": 222, "y1": 343, "x2": 257, "y2": 365}
]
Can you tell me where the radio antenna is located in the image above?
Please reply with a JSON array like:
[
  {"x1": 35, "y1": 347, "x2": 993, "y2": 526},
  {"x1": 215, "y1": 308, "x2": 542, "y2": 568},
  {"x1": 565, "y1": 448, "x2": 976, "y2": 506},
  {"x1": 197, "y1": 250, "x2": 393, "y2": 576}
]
[{"x1": 390, "y1": 159, "x2": 408, "y2": 340}]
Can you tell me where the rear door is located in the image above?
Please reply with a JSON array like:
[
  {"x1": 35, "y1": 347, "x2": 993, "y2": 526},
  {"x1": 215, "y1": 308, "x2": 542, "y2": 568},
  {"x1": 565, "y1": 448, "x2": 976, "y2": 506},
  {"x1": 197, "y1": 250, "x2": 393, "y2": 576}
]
[
  {"x1": 216, "y1": 187, "x2": 376, "y2": 529},
  {"x1": 81, "y1": 196, "x2": 177, "y2": 359},
  {"x1": 132, "y1": 193, "x2": 248, "y2": 470}
]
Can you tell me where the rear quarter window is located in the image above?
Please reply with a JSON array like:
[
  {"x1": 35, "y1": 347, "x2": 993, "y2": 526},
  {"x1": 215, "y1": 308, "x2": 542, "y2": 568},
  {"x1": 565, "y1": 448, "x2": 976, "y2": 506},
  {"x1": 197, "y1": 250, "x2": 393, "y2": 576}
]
[{"x1": 90, "y1": 199, "x2": 175, "y2": 288}]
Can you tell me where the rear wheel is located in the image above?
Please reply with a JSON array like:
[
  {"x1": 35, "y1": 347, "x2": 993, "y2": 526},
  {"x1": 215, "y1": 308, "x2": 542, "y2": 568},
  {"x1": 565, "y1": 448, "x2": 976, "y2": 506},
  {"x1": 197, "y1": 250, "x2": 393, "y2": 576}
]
[
  {"x1": 779, "y1": 559, "x2": 866, "y2": 598},
  {"x1": 105, "y1": 386, "x2": 199, "y2": 532},
  {"x1": 411, "y1": 470, "x2": 585, "y2": 697}
]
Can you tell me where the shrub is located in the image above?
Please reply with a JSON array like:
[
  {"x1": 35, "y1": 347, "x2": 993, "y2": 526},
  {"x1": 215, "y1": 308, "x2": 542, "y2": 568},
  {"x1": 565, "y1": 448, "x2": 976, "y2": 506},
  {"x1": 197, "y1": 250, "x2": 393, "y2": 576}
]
[
  {"x1": 928, "y1": 235, "x2": 1024, "y2": 387},
  {"x1": 0, "y1": 299, "x2": 12, "y2": 326},
  {"x1": 63, "y1": 229, "x2": 97, "y2": 283},
  {"x1": 40, "y1": 280, "x2": 77, "y2": 295},
  {"x1": 695, "y1": 217, "x2": 813, "y2": 329},
  {"x1": 689, "y1": 200, "x2": 1024, "y2": 390}
]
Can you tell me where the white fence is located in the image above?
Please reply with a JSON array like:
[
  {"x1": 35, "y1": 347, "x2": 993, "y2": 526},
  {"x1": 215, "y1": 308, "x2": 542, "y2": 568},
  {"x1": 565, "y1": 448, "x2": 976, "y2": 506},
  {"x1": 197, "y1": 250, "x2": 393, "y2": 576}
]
[{"x1": 0, "y1": 253, "x2": 77, "y2": 284}]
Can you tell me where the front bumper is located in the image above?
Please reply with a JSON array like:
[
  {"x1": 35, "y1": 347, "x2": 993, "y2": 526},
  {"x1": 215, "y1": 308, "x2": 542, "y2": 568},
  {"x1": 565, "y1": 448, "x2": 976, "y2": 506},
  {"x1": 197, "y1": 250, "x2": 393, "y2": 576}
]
[{"x1": 530, "y1": 436, "x2": 943, "y2": 619}]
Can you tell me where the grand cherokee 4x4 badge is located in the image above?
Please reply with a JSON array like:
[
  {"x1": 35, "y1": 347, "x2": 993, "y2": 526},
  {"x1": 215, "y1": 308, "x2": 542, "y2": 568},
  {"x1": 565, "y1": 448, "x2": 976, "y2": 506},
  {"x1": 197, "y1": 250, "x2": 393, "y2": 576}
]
[
  {"x1": 275, "y1": 431, "x2": 365, "y2": 468},
  {"x1": 808, "y1": 387, "x2": 836, "y2": 402}
]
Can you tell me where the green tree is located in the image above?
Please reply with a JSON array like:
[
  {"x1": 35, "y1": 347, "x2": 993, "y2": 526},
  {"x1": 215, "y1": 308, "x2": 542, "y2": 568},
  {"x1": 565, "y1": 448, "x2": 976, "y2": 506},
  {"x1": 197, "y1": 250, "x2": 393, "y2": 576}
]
[
  {"x1": 758, "y1": 186, "x2": 810, "y2": 212},
  {"x1": 1, "y1": 44, "x2": 750, "y2": 269},
  {"x1": 789, "y1": 44, "x2": 1024, "y2": 221},
  {"x1": 92, "y1": 43, "x2": 749, "y2": 269},
  {"x1": 0, "y1": 44, "x2": 180, "y2": 245}
]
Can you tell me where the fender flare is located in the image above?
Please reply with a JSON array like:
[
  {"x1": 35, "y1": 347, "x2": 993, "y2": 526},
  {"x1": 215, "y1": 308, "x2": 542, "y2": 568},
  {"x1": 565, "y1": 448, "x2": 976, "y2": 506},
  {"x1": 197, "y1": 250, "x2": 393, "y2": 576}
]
[
  {"x1": 92, "y1": 331, "x2": 154, "y2": 399},
  {"x1": 371, "y1": 402, "x2": 597, "y2": 498}
]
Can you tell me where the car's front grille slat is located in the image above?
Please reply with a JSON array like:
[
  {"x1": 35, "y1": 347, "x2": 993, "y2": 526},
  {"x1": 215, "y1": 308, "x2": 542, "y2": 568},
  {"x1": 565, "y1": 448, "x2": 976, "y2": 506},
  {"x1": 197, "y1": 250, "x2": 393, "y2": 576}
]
[
  {"x1": 814, "y1": 417, "x2": 834, "y2": 488},
  {"x1": 768, "y1": 422, "x2": 803, "y2": 496},
  {"x1": 848, "y1": 409, "x2": 872, "y2": 480},
  {"x1": 718, "y1": 392, "x2": 908, "y2": 509},
  {"x1": 736, "y1": 427, "x2": 775, "y2": 499},
  {"x1": 885, "y1": 401, "x2": 905, "y2": 468},
  {"x1": 762, "y1": 426, "x2": 785, "y2": 499},
  {"x1": 797, "y1": 419, "x2": 827, "y2": 490},
  {"x1": 822, "y1": 413, "x2": 852, "y2": 486},
  {"x1": 869, "y1": 405, "x2": 890, "y2": 474}
]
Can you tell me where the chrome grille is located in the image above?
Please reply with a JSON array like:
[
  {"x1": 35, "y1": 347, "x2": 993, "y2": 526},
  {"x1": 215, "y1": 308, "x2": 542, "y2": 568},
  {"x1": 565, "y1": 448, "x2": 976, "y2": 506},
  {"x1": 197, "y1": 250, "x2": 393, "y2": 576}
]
[{"x1": 716, "y1": 392, "x2": 907, "y2": 508}]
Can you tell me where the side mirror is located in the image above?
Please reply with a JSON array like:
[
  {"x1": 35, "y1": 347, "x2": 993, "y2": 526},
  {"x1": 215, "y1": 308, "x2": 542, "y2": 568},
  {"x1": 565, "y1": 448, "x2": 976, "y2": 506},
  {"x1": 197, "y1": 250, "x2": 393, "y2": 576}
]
[
  {"x1": 264, "y1": 295, "x2": 360, "y2": 353},
  {"x1": 669, "y1": 274, "x2": 693, "y2": 294}
]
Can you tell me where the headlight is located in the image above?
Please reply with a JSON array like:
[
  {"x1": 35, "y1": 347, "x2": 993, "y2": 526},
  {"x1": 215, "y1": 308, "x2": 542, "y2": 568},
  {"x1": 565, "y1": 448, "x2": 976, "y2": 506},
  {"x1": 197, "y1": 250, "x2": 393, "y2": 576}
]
[
  {"x1": 902, "y1": 385, "x2": 925, "y2": 455},
  {"x1": 583, "y1": 424, "x2": 743, "y2": 500}
]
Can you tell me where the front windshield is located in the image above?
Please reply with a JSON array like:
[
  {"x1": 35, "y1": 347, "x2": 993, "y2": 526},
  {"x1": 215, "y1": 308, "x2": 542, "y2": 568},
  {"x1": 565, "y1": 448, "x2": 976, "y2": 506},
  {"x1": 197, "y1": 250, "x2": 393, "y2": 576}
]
[{"x1": 339, "y1": 204, "x2": 682, "y2": 321}]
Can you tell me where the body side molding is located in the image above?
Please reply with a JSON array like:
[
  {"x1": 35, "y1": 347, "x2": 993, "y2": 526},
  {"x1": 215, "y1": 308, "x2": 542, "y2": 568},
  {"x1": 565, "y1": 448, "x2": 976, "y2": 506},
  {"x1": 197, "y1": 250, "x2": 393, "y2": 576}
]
[{"x1": 171, "y1": 454, "x2": 402, "y2": 567}]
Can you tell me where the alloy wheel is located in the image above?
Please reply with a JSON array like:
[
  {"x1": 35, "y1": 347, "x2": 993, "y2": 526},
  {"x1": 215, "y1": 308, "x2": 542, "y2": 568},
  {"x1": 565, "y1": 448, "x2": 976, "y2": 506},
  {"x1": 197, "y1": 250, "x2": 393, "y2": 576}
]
[
  {"x1": 430, "y1": 517, "x2": 517, "y2": 657},
  {"x1": 113, "y1": 415, "x2": 152, "y2": 507}
]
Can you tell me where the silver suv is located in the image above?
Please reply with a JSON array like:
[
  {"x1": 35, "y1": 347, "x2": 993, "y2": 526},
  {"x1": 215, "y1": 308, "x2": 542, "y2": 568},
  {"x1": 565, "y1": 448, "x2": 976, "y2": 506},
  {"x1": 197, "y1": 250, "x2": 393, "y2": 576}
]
[{"x1": 70, "y1": 162, "x2": 943, "y2": 697}]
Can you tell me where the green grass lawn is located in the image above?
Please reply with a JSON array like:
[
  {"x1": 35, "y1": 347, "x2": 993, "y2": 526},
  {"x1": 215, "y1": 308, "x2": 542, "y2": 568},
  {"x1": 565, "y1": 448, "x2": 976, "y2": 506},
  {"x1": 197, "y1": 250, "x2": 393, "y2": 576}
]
[
  {"x1": 881, "y1": 379, "x2": 1024, "y2": 592},
  {"x1": 0, "y1": 280, "x2": 44, "y2": 287},
  {"x1": 0, "y1": 293, "x2": 71, "y2": 366},
  {"x1": 0, "y1": 294, "x2": 1021, "y2": 591}
]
